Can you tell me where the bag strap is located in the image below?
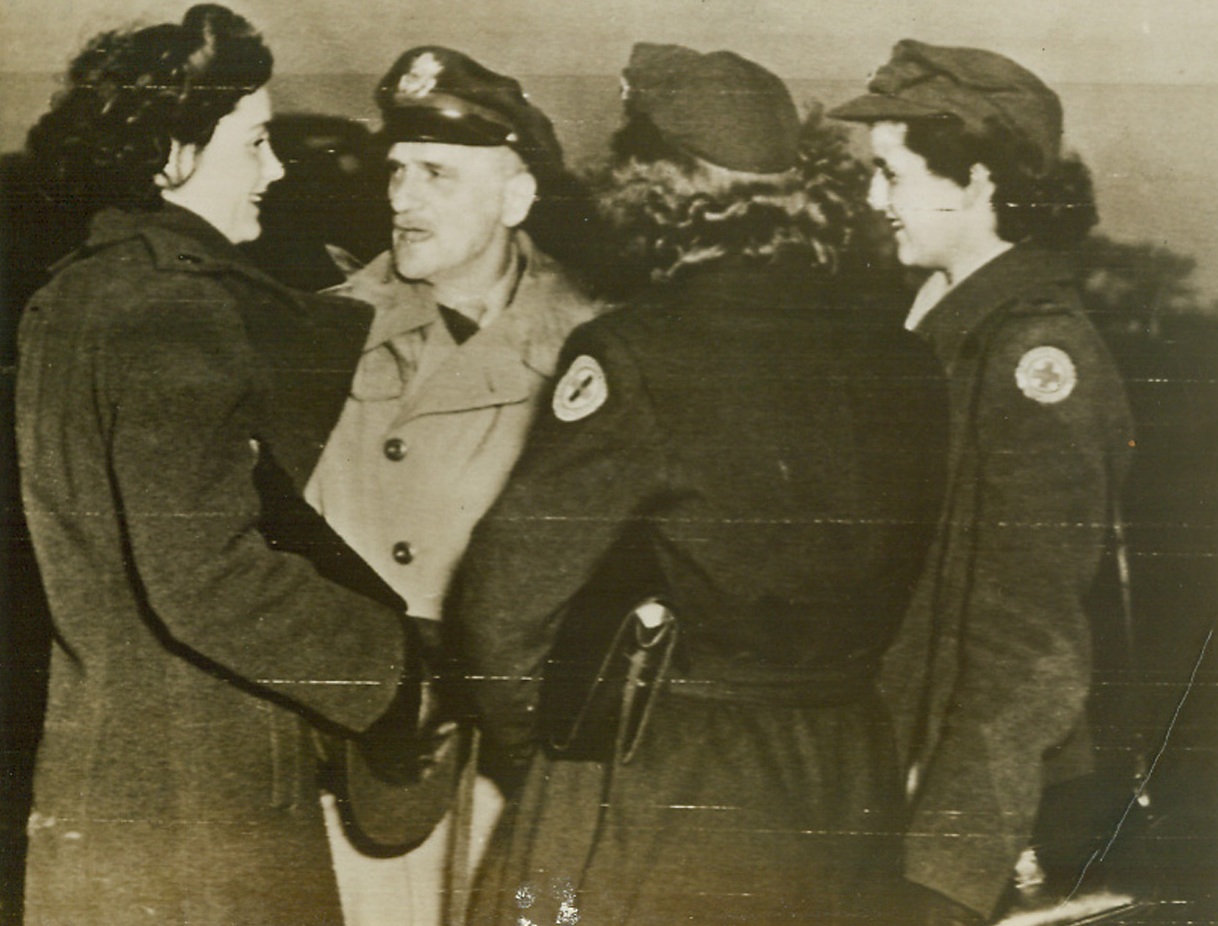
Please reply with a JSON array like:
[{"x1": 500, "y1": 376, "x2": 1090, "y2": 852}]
[
  {"x1": 442, "y1": 727, "x2": 480, "y2": 926},
  {"x1": 615, "y1": 608, "x2": 678, "y2": 765},
  {"x1": 577, "y1": 602, "x2": 678, "y2": 890}
]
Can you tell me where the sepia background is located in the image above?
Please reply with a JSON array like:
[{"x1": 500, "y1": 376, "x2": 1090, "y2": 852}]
[
  {"x1": 2, "y1": 0, "x2": 1215, "y2": 923},
  {"x1": 3, "y1": 0, "x2": 1218, "y2": 304}
]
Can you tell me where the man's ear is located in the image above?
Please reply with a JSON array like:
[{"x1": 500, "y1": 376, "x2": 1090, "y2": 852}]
[
  {"x1": 501, "y1": 168, "x2": 538, "y2": 229},
  {"x1": 154, "y1": 140, "x2": 198, "y2": 190}
]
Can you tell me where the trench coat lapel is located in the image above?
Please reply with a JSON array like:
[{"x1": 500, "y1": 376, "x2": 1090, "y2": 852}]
[{"x1": 402, "y1": 329, "x2": 534, "y2": 419}]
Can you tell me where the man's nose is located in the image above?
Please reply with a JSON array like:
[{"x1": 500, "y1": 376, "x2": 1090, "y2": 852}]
[{"x1": 389, "y1": 171, "x2": 421, "y2": 213}]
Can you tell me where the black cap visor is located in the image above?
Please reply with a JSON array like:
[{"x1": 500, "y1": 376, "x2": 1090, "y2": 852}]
[{"x1": 380, "y1": 105, "x2": 512, "y2": 148}]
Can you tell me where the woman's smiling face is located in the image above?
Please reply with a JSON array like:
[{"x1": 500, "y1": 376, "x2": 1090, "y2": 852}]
[
  {"x1": 161, "y1": 87, "x2": 285, "y2": 244},
  {"x1": 866, "y1": 120, "x2": 974, "y2": 273}
]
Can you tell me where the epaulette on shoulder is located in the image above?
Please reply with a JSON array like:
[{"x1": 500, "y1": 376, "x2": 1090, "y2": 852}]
[
  {"x1": 1005, "y1": 281, "x2": 1082, "y2": 319},
  {"x1": 47, "y1": 229, "x2": 149, "y2": 275},
  {"x1": 47, "y1": 247, "x2": 87, "y2": 275}
]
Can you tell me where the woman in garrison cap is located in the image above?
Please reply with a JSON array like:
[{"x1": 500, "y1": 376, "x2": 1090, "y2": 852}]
[
  {"x1": 831, "y1": 41, "x2": 1134, "y2": 924},
  {"x1": 449, "y1": 44, "x2": 948, "y2": 926}
]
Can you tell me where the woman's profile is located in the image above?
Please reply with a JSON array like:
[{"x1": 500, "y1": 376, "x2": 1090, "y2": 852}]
[{"x1": 16, "y1": 6, "x2": 421, "y2": 924}]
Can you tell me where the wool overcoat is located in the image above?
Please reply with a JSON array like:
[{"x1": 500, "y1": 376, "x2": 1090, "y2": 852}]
[
  {"x1": 883, "y1": 245, "x2": 1135, "y2": 917},
  {"x1": 451, "y1": 262, "x2": 949, "y2": 926},
  {"x1": 16, "y1": 205, "x2": 416, "y2": 926}
]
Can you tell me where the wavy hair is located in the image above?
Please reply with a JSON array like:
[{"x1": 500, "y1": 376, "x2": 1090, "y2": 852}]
[
  {"x1": 25, "y1": 4, "x2": 272, "y2": 213},
  {"x1": 903, "y1": 117, "x2": 1098, "y2": 249},
  {"x1": 582, "y1": 109, "x2": 870, "y2": 296}
]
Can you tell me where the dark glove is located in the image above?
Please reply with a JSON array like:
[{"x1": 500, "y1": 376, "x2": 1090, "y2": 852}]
[
  {"x1": 341, "y1": 698, "x2": 465, "y2": 855},
  {"x1": 355, "y1": 673, "x2": 427, "y2": 785},
  {"x1": 356, "y1": 612, "x2": 467, "y2": 784}
]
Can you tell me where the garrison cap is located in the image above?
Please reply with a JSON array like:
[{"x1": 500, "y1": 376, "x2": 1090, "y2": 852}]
[
  {"x1": 375, "y1": 46, "x2": 564, "y2": 175},
  {"x1": 621, "y1": 43, "x2": 800, "y2": 174},
  {"x1": 829, "y1": 39, "x2": 1063, "y2": 165}
]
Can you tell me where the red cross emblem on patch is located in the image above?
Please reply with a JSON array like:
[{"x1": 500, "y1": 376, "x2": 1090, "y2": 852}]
[{"x1": 1015, "y1": 346, "x2": 1077, "y2": 404}]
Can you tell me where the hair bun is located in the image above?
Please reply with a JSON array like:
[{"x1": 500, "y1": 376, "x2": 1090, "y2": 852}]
[
  {"x1": 180, "y1": 5, "x2": 252, "y2": 73},
  {"x1": 26, "y1": 3, "x2": 272, "y2": 213}
]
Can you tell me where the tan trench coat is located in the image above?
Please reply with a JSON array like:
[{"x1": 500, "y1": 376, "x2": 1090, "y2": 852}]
[{"x1": 307, "y1": 234, "x2": 599, "y2": 621}]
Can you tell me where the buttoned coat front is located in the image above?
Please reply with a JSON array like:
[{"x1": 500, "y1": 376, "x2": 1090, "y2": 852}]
[
  {"x1": 307, "y1": 234, "x2": 599, "y2": 621},
  {"x1": 16, "y1": 206, "x2": 414, "y2": 926},
  {"x1": 883, "y1": 245, "x2": 1134, "y2": 917}
]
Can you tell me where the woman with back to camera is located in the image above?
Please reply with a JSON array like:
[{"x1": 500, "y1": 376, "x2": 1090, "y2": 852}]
[
  {"x1": 16, "y1": 6, "x2": 425, "y2": 924},
  {"x1": 450, "y1": 44, "x2": 949, "y2": 926}
]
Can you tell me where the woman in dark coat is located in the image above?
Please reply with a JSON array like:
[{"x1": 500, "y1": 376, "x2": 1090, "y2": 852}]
[
  {"x1": 15, "y1": 7, "x2": 422, "y2": 924},
  {"x1": 450, "y1": 45, "x2": 948, "y2": 926}
]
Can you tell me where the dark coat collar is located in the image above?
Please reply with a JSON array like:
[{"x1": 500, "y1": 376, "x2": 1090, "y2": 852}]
[
  {"x1": 918, "y1": 244, "x2": 1078, "y2": 370},
  {"x1": 72, "y1": 204, "x2": 374, "y2": 489},
  {"x1": 71, "y1": 204, "x2": 300, "y2": 300},
  {"x1": 651, "y1": 256, "x2": 828, "y2": 313}
]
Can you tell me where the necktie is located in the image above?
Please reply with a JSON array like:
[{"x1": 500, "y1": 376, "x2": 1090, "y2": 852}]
[{"x1": 438, "y1": 305, "x2": 480, "y2": 345}]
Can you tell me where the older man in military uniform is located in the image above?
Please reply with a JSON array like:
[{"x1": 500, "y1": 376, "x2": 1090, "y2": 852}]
[
  {"x1": 305, "y1": 47, "x2": 599, "y2": 926},
  {"x1": 831, "y1": 41, "x2": 1135, "y2": 925}
]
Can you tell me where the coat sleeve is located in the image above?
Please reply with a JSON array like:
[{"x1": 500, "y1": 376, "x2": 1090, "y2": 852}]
[
  {"x1": 904, "y1": 310, "x2": 1131, "y2": 916},
  {"x1": 107, "y1": 279, "x2": 413, "y2": 733},
  {"x1": 449, "y1": 321, "x2": 667, "y2": 766}
]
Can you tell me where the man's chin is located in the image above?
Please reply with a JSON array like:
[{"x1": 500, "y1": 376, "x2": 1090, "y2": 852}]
[{"x1": 390, "y1": 250, "x2": 438, "y2": 283}]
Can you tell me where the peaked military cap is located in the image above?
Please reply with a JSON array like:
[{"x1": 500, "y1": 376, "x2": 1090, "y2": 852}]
[
  {"x1": 621, "y1": 43, "x2": 800, "y2": 174},
  {"x1": 375, "y1": 46, "x2": 564, "y2": 175},
  {"x1": 829, "y1": 39, "x2": 1063, "y2": 165}
]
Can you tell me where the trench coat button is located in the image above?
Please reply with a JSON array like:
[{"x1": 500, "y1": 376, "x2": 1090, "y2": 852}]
[
  {"x1": 392, "y1": 541, "x2": 414, "y2": 565},
  {"x1": 383, "y1": 438, "x2": 407, "y2": 461}
]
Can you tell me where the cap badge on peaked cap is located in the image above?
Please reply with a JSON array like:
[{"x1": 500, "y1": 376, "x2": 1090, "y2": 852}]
[
  {"x1": 397, "y1": 52, "x2": 443, "y2": 100},
  {"x1": 376, "y1": 46, "x2": 563, "y2": 172}
]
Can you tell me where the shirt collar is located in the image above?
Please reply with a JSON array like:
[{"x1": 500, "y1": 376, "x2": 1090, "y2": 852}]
[
  {"x1": 342, "y1": 231, "x2": 586, "y2": 361},
  {"x1": 439, "y1": 239, "x2": 523, "y2": 331},
  {"x1": 341, "y1": 238, "x2": 526, "y2": 351}
]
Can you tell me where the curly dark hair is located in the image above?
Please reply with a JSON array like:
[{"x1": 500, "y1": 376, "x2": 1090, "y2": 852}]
[
  {"x1": 902, "y1": 117, "x2": 1098, "y2": 249},
  {"x1": 25, "y1": 4, "x2": 272, "y2": 213},
  {"x1": 581, "y1": 109, "x2": 869, "y2": 297}
]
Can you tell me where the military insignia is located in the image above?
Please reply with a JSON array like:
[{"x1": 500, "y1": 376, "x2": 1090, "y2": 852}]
[
  {"x1": 552, "y1": 355, "x2": 608, "y2": 422},
  {"x1": 397, "y1": 52, "x2": 443, "y2": 99},
  {"x1": 1015, "y1": 345, "x2": 1077, "y2": 404}
]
